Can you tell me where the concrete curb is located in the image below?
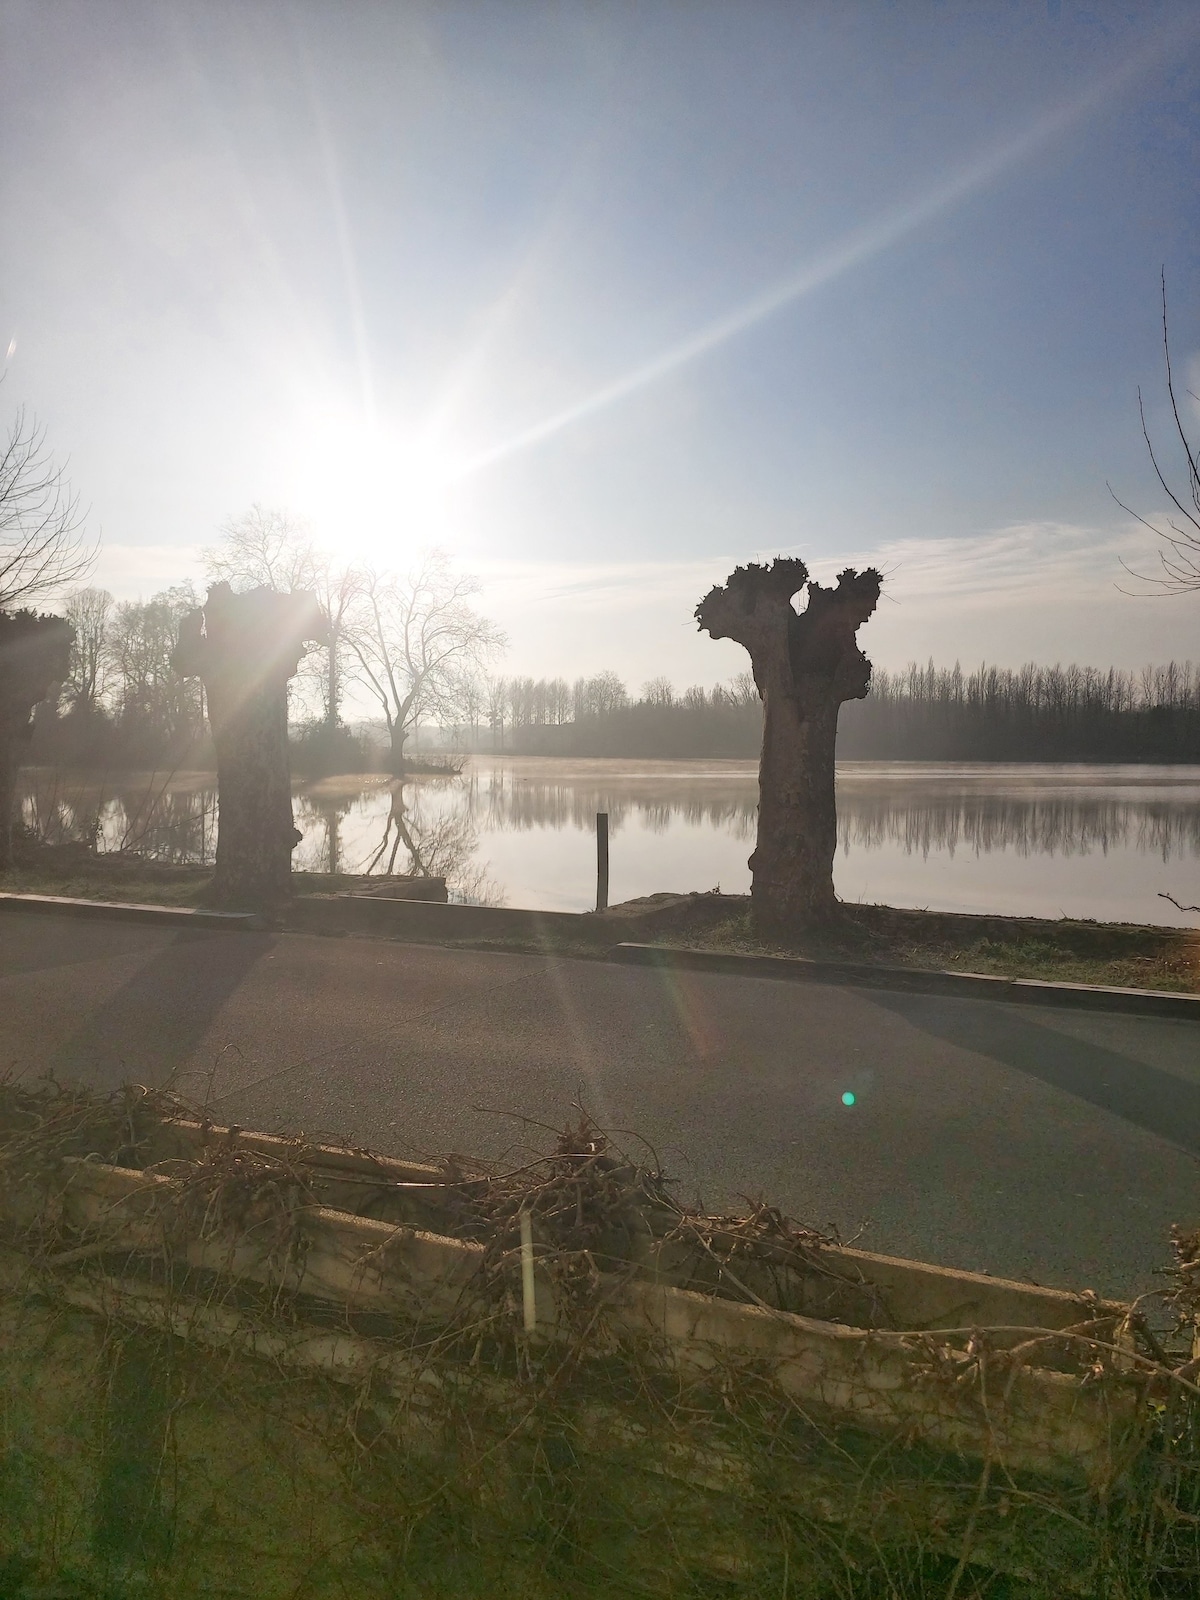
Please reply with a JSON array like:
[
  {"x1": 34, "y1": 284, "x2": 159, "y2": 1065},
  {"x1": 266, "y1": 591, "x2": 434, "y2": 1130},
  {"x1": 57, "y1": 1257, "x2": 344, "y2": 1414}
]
[
  {"x1": 0, "y1": 893, "x2": 263, "y2": 932},
  {"x1": 612, "y1": 942, "x2": 1200, "y2": 1021}
]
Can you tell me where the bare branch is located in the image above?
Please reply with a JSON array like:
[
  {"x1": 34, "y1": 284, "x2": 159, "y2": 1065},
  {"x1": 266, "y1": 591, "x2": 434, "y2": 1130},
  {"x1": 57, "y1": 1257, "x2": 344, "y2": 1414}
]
[
  {"x1": 1113, "y1": 274, "x2": 1200, "y2": 594},
  {"x1": 0, "y1": 409, "x2": 96, "y2": 609},
  {"x1": 1158, "y1": 892, "x2": 1200, "y2": 915}
]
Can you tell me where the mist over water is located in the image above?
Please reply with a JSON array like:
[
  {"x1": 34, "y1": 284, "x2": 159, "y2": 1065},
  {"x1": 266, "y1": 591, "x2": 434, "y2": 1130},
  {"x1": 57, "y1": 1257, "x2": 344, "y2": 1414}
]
[{"x1": 19, "y1": 759, "x2": 1200, "y2": 927}]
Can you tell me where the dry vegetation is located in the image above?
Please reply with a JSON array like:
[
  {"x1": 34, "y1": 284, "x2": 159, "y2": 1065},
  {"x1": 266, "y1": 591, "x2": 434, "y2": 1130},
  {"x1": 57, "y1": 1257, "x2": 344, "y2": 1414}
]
[
  {"x1": 677, "y1": 903, "x2": 1200, "y2": 995},
  {"x1": 0, "y1": 1079, "x2": 1198, "y2": 1598}
]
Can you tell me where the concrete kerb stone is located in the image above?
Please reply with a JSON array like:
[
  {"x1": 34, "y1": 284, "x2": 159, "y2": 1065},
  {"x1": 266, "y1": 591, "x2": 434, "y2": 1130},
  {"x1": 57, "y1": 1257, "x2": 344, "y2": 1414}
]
[
  {"x1": 612, "y1": 942, "x2": 1200, "y2": 1021},
  {"x1": 0, "y1": 893, "x2": 263, "y2": 932}
]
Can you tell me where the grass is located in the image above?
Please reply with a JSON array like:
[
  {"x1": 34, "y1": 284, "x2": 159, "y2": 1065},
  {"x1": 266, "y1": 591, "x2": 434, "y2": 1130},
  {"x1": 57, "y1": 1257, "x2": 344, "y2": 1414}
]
[
  {"x1": 0, "y1": 849, "x2": 404, "y2": 910},
  {"x1": 4, "y1": 847, "x2": 1198, "y2": 993},
  {"x1": 665, "y1": 907, "x2": 1200, "y2": 994}
]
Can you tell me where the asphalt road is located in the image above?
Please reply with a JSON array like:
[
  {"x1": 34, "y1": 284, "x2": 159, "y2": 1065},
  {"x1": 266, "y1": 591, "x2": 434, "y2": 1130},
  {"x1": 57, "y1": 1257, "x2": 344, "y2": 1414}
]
[{"x1": 2, "y1": 912, "x2": 1197, "y2": 1299}]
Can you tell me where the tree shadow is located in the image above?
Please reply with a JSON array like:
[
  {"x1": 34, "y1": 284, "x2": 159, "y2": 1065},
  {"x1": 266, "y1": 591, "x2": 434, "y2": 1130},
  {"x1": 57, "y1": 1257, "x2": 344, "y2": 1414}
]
[
  {"x1": 41, "y1": 928, "x2": 275, "y2": 1094},
  {"x1": 870, "y1": 990, "x2": 1200, "y2": 1156}
]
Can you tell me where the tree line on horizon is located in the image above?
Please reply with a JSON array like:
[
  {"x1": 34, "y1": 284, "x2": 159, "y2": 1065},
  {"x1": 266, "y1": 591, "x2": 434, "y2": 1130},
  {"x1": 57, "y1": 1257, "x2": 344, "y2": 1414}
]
[
  {"x1": 6, "y1": 364, "x2": 1200, "y2": 786},
  {"x1": 452, "y1": 658, "x2": 1200, "y2": 764},
  {"x1": 18, "y1": 570, "x2": 1200, "y2": 770}
]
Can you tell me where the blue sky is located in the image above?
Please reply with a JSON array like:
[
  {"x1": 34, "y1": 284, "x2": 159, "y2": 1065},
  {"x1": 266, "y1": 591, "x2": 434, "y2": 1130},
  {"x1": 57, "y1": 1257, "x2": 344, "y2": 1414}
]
[{"x1": 2, "y1": 0, "x2": 1199, "y2": 687}]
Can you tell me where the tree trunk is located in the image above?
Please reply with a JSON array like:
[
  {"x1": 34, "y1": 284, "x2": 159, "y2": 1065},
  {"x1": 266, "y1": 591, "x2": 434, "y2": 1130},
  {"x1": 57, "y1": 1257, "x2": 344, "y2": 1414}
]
[
  {"x1": 389, "y1": 724, "x2": 407, "y2": 775},
  {"x1": 0, "y1": 612, "x2": 73, "y2": 871},
  {"x1": 326, "y1": 626, "x2": 340, "y2": 733},
  {"x1": 0, "y1": 737, "x2": 17, "y2": 871},
  {"x1": 695, "y1": 560, "x2": 881, "y2": 931},
  {"x1": 175, "y1": 584, "x2": 323, "y2": 909}
]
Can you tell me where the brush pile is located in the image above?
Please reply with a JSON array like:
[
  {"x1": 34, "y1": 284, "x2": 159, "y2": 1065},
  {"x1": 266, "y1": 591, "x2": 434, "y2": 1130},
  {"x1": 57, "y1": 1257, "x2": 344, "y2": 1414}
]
[{"x1": 0, "y1": 1077, "x2": 1197, "y2": 1599}]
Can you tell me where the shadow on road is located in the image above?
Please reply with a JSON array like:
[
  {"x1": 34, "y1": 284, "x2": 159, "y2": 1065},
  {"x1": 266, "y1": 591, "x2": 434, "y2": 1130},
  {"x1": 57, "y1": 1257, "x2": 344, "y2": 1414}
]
[
  {"x1": 43, "y1": 929, "x2": 275, "y2": 1094},
  {"x1": 872, "y1": 991, "x2": 1200, "y2": 1157}
]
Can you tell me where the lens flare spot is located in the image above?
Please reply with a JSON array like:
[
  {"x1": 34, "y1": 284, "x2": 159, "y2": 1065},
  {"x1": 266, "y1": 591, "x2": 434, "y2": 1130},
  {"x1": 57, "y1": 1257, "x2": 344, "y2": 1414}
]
[{"x1": 841, "y1": 1091, "x2": 856, "y2": 1107}]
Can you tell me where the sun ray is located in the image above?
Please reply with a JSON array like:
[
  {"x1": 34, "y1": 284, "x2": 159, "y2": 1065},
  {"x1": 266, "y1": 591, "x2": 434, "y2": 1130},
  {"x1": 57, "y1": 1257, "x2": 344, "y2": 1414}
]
[{"x1": 455, "y1": 19, "x2": 1197, "y2": 481}]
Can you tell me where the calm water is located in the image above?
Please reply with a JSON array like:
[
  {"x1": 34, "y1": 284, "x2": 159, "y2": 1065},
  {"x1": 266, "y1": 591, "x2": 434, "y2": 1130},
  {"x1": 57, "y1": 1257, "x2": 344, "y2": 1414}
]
[{"x1": 19, "y1": 759, "x2": 1200, "y2": 927}]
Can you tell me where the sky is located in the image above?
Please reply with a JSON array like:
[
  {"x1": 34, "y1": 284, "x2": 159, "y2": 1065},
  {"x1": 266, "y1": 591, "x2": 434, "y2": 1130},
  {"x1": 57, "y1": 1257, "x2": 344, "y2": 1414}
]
[{"x1": 2, "y1": 0, "x2": 1199, "y2": 692}]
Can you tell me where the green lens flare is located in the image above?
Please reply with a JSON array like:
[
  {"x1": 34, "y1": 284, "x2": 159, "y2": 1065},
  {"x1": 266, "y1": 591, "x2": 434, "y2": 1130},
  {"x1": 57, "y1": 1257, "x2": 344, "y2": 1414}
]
[{"x1": 841, "y1": 1091, "x2": 856, "y2": 1106}]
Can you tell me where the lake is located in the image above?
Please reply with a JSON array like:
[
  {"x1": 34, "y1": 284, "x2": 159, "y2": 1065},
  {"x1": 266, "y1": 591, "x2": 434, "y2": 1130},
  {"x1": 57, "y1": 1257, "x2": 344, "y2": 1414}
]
[{"x1": 19, "y1": 758, "x2": 1200, "y2": 927}]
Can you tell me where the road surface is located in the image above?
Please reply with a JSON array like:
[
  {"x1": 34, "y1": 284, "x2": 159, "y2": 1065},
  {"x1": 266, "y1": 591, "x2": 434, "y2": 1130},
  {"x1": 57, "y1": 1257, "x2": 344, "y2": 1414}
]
[{"x1": 1, "y1": 911, "x2": 1197, "y2": 1298}]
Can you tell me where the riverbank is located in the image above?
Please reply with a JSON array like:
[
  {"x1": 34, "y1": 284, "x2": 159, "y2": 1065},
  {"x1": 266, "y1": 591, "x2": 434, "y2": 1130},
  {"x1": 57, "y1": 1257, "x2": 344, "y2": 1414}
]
[
  {"x1": 4, "y1": 848, "x2": 1197, "y2": 993},
  {"x1": 677, "y1": 900, "x2": 1200, "y2": 995}
]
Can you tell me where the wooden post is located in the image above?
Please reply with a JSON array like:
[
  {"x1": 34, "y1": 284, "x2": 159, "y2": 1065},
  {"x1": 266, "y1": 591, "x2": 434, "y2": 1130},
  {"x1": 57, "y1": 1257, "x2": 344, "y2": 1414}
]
[{"x1": 596, "y1": 812, "x2": 609, "y2": 913}]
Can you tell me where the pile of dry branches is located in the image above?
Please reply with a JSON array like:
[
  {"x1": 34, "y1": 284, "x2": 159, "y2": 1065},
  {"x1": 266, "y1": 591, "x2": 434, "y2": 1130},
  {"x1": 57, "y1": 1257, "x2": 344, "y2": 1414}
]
[{"x1": 0, "y1": 1076, "x2": 1197, "y2": 1599}]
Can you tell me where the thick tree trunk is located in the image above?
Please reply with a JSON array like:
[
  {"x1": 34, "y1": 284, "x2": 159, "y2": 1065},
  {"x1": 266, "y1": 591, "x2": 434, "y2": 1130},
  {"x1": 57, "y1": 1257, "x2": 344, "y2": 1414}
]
[
  {"x1": 0, "y1": 737, "x2": 17, "y2": 871},
  {"x1": 175, "y1": 584, "x2": 323, "y2": 909},
  {"x1": 389, "y1": 725, "x2": 407, "y2": 774},
  {"x1": 0, "y1": 612, "x2": 73, "y2": 871},
  {"x1": 207, "y1": 672, "x2": 299, "y2": 904},
  {"x1": 695, "y1": 560, "x2": 881, "y2": 931},
  {"x1": 753, "y1": 691, "x2": 842, "y2": 924}
]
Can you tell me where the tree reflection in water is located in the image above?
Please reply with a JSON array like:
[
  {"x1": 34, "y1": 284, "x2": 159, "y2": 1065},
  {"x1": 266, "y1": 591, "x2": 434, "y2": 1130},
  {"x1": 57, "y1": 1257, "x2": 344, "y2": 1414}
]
[
  {"x1": 293, "y1": 779, "x2": 501, "y2": 905},
  {"x1": 19, "y1": 770, "x2": 217, "y2": 863},
  {"x1": 15, "y1": 761, "x2": 1200, "y2": 917}
]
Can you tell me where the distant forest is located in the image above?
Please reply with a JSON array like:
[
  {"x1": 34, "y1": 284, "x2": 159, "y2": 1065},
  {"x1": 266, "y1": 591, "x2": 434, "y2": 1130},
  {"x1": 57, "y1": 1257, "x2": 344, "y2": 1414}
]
[
  {"x1": 467, "y1": 661, "x2": 1200, "y2": 764},
  {"x1": 23, "y1": 581, "x2": 1200, "y2": 768}
]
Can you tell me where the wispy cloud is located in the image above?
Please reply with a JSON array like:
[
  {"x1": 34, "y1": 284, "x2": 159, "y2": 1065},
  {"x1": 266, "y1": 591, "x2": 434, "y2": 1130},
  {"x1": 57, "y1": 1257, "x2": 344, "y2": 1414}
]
[
  {"x1": 839, "y1": 521, "x2": 1128, "y2": 607},
  {"x1": 479, "y1": 518, "x2": 1199, "y2": 681}
]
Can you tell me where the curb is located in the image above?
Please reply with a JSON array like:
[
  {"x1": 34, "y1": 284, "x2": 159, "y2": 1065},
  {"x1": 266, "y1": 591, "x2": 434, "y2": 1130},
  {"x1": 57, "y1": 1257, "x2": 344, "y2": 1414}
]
[
  {"x1": 611, "y1": 942, "x2": 1200, "y2": 1021},
  {"x1": 0, "y1": 893, "x2": 263, "y2": 932}
]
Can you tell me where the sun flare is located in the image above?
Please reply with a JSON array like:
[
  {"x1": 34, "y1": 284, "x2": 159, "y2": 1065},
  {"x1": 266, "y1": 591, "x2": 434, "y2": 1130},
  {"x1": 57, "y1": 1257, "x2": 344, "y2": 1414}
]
[{"x1": 279, "y1": 410, "x2": 462, "y2": 566}]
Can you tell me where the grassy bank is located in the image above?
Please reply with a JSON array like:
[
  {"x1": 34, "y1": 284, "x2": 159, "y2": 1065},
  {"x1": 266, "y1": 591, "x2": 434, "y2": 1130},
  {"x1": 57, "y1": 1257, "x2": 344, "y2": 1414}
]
[
  {"x1": 0, "y1": 847, "x2": 383, "y2": 910},
  {"x1": 3, "y1": 848, "x2": 1198, "y2": 992},
  {"x1": 676, "y1": 902, "x2": 1200, "y2": 994}
]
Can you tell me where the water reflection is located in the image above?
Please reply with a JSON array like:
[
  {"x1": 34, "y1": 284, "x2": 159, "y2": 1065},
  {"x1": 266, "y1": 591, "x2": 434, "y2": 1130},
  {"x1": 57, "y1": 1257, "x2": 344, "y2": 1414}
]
[
  {"x1": 20, "y1": 770, "x2": 217, "y2": 864},
  {"x1": 15, "y1": 759, "x2": 1200, "y2": 924},
  {"x1": 462, "y1": 764, "x2": 757, "y2": 840},
  {"x1": 292, "y1": 780, "x2": 500, "y2": 904}
]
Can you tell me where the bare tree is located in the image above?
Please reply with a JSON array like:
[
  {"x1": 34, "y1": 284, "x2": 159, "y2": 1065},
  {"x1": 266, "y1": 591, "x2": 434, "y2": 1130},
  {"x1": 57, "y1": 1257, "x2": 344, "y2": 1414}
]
[
  {"x1": 345, "y1": 552, "x2": 505, "y2": 772},
  {"x1": 0, "y1": 410, "x2": 94, "y2": 609},
  {"x1": 483, "y1": 673, "x2": 509, "y2": 751},
  {"x1": 641, "y1": 675, "x2": 675, "y2": 707},
  {"x1": 64, "y1": 586, "x2": 113, "y2": 713},
  {"x1": 1113, "y1": 273, "x2": 1200, "y2": 592},
  {"x1": 728, "y1": 669, "x2": 759, "y2": 709},
  {"x1": 107, "y1": 584, "x2": 204, "y2": 758},
  {"x1": 452, "y1": 669, "x2": 487, "y2": 749},
  {"x1": 203, "y1": 504, "x2": 319, "y2": 594},
  {"x1": 309, "y1": 553, "x2": 364, "y2": 733}
]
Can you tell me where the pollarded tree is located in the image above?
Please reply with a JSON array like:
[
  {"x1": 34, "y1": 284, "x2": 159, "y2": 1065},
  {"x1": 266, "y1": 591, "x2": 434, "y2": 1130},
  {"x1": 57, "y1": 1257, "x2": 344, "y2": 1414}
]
[
  {"x1": 696, "y1": 558, "x2": 881, "y2": 928},
  {"x1": 204, "y1": 505, "x2": 363, "y2": 743},
  {"x1": 345, "y1": 551, "x2": 505, "y2": 773},
  {"x1": 175, "y1": 583, "x2": 325, "y2": 906},
  {"x1": 0, "y1": 611, "x2": 73, "y2": 867}
]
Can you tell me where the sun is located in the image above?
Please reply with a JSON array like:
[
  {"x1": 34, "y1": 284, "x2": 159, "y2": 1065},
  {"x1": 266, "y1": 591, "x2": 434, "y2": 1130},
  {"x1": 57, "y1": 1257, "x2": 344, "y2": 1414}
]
[{"x1": 278, "y1": 408, "x2": 462, "y2": 566}]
